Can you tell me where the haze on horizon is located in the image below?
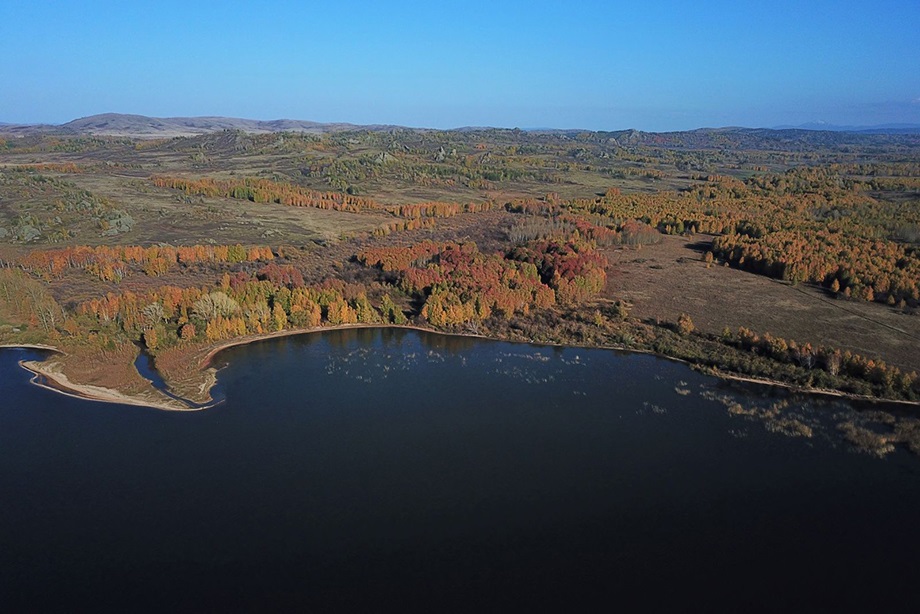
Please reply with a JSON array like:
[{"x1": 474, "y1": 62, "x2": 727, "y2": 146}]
[{"x1": 2, "y1": 0, "x2": 918, "y2": 132}]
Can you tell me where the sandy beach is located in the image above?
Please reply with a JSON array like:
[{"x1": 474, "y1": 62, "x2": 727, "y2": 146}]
[{"x1": 19, "y1": 357, "x2": 199, "y2": 412}]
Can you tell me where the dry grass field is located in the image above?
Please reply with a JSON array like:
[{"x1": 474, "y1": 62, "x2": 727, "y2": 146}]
[{"x1": 603, "y1": 235, "x2": 920, "y2": 373}]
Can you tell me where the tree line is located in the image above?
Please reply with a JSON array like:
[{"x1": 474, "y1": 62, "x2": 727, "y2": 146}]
[{"x1": 18, "y1": 244, "x2": 274, "y2": 282}]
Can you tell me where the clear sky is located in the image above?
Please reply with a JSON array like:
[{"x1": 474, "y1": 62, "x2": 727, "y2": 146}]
[{"x1": 2, "y1": 0, "x2": 919, "y2": 131}]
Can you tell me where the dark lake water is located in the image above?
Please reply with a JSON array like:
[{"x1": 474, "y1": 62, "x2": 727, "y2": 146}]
[{"x1": 2, "y1": 328, "x2": 919, "y2": 611}]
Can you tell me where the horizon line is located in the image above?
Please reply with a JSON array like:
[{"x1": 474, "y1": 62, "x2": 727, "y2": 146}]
[{"x1": 3, "y1": 112, "x2": 920, "y2": 135}]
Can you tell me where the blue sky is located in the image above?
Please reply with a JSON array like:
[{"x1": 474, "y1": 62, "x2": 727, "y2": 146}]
[{"x1": 2, "y1": 0, "x2": 918, "y2": 131}]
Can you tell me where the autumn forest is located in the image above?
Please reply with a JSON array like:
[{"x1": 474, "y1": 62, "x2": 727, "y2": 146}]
[{"x1": 1, "y1": 124, "x2": 919, "y2": 406}]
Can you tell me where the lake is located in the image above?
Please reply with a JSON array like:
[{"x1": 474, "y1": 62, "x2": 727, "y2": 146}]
[{"x1": 2, "y1": 327, "x2": 919, "y2": 611}]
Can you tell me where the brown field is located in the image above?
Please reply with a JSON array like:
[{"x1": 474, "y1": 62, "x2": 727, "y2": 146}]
[
  {"x1": 603, "y1": 235, "x2": 920, "y2": 373},
  {"x1": 46, "y1": 172, "x2": 394, "y2": 246}
]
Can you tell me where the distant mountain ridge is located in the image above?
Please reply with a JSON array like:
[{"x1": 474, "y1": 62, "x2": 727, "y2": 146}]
[
  {"x1": 2, "y1": 114, "x2": 919, "y2": 147},
  {"x1": 772, "y1": 121, "x2": 920, "y2": 134},
  {"x1": 0, "y1": 113, "x2": 401, "y2": 138}
]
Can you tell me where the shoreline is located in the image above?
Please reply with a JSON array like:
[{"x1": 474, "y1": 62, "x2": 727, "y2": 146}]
[
  {"x1": 201, "y1": 324, "x2": 920, "y2": 409},
  {"x1": 17, "y1": 356, "x2": 203, "y2": 412},
  {"x1": 3, "y1": 324, "x2": 918, "y2": 410},
  {"x1": 201, "y1": 323, "x2": 489, "y2": 368},
  {"x1": 704, "y1": 369, "x2": 920, "y2": 408},
  {"x1": 0, "y1": 343, "x2": 63, "y2": 352}
]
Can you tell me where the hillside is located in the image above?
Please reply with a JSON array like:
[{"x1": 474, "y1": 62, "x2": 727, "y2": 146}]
[
  {"x1": 3, "y1": 114, "x2": 920, "y2": 148},
  {"x1": 1, "y1": 113, "x2": 396, "y2": 138}
]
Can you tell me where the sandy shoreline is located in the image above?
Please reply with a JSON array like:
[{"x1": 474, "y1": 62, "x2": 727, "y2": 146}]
[
  {"x1": 0, "y1": 343, "x2": 62, "y2": 352},
  {"x1": 3, "y1": 324, "x2": 917, "y2": 410},
  {"x1": 18, "y1": 357, "x2": 201, "y2": 412},
  {"x1": 707, "y1": 369, "x2": 920, "y2": 407}
]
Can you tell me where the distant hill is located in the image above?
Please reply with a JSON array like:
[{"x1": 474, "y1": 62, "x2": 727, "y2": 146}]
[
  {"x1": 773, "y1": 121, "x2": 920, "y2": 134},
  {"x1": 0, "y1": 113, "x2": 401, "y2": 138},
  {"x1": 2, "y1": 114, "x2": 919, "y2": 150},
  {"x1": 586, "y1": 127, "x2": 920, "y2": 151}
]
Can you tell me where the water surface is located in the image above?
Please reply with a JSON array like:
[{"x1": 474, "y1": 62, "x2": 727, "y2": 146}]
[{"x1": 1, "y1": 328, "x2": 918, "y2": 611}]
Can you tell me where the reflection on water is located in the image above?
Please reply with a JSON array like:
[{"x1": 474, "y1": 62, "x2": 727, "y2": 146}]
[
  {"x1": 2, "y1": 330, "x2": 920, "y2": 611},
  {"x1": 696, "y1": 381, "x2": 920, "y2": 458}
]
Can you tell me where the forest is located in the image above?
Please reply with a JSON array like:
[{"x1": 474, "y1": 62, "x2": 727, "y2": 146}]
[{"x1": 1, "y1": 124, "x2": 918, "y2": 406}]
